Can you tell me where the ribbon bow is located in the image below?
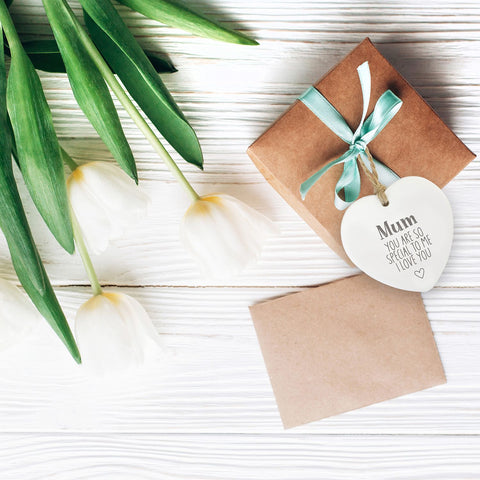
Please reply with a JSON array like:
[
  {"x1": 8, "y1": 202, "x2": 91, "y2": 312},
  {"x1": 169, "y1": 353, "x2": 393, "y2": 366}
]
[{"x1": 299, "y1": 61, "x2": 403, "y2": 210}]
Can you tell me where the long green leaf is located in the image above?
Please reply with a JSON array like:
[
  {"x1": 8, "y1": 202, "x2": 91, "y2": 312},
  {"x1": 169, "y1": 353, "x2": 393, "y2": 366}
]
[
  {"x1": 82, "y1": 0, "x2": 203, "y2": 168},
  {"x1": 145, "y1": 51, "x2": 177, "y2": 74},
  {"x1": 42, "y1": 0, "x2": 137, "y2": 181},
  {"x1": 4, "y1": 15, "x2": 74, "y2": 253},
  {"x1": 4, "y1": 39, "x2": 178, "y2": 74},
  {"x1": 7, "y1": 40, "x2": 66, "y2": 73},
  {"x1": 0, "y1": 20, "x2": 80, "y2": 363},
  {"x1": 117, "y1": 0, "x2": 258, "y2": 45}
]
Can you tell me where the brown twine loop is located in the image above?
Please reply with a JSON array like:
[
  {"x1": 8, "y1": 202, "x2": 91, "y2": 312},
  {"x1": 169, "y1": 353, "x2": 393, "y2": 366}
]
[{"x1": 357, "y1": 147, "x2": 389, "y2": 206}]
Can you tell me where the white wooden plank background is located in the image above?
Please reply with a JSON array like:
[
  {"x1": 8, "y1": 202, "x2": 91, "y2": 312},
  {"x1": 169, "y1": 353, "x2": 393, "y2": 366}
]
[{"x1": 1, "y1": 0, "x2": 480, "y2": 478}]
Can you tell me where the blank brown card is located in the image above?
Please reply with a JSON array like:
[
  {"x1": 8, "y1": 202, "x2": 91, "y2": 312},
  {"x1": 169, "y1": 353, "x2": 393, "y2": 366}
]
[{"x1": 250, "y1": 274, "x2": 446, "y2": 428}]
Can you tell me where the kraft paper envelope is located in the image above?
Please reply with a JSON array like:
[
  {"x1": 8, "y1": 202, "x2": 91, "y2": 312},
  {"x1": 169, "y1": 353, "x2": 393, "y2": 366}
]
[{"x1": 250, "y1": 274, "x2": 446, "y2": 428}]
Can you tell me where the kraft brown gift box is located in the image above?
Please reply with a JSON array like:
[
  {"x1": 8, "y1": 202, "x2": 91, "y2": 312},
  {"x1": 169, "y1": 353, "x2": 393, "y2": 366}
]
[
  {"x1": 247, "y1": 38, "x2": 476, "y2": 261},
  {"x1": 249, "y1": 274, "x2": 446, "y2": 429}
]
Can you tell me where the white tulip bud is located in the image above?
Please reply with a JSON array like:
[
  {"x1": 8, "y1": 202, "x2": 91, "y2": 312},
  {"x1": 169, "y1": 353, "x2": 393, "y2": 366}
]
[
  {"x1": 67, "y1": 161, "x2": 150, "y2": 254},
  {"x1": 181, "y1": 194, "x2": 277, "y2": 279},
  {"x1": 75, "y1": 292, "x2": 159, "y2": 375},
  {"x1": 0, "y1": 278, "x2": 40, "y2": 351}
]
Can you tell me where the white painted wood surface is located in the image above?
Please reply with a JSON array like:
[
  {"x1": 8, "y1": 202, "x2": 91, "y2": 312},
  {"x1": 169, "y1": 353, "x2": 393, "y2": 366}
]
[{"x1": 2, "y1": 0, "x2": 480, "y2": 478}]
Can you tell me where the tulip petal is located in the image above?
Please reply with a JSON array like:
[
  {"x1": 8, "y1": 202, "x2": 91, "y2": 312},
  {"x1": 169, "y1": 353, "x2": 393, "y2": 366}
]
[
  {"x1": 75, "y1": 292, "x2": 159, "y2": 376},
  {"x1": 110, "y1": 292, "x2": 160, "y2": 355},
  {"x1": 0, "y1": 279, "x2": 40, "y2": 352},
  {"x1": 181, "y1": 194, "x2": 277, "y2": 278},
  {"x1": 68, "y1": 162, "x2": 150, "y2": 254},
  {"x1": 76, "y1": 294, "x2": 137, "y2": 374}
]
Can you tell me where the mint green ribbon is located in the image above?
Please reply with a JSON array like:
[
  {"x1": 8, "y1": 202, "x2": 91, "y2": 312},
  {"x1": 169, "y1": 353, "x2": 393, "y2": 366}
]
[{"x1": 299, "y1": 61, "x2": 402, "y2": 210}]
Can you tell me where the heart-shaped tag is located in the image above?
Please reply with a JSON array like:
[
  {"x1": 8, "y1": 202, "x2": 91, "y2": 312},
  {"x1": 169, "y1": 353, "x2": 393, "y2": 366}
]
[{"x1": 340, "y1": 176, "x2": 453, "y2": 292}]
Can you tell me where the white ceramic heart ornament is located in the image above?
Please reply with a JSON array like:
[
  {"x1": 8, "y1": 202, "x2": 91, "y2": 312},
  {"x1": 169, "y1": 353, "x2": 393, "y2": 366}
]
[{"x1": 341, "y1": 176, "x2": 453, "y2": 292}]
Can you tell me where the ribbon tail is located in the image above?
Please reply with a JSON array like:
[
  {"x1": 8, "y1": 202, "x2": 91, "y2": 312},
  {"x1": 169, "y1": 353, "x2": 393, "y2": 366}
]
[
  {"x1": 300, "y1": 150, "x2": 357, "y2": 200},
  {"x1": 360, "y1": 90, "x2": 403, "y2": 143},
  {"x1": 299, "y1": 87, "x2": 354, "y2": 143},
  {"x1": 351, "y1": 61, "x2": 371, "y2": 141},
  {"x1": 334, "y1": 193, "x2": 354, "y2": 211},
  {"x1": 331, "y1": 158, "x2": 361, "y2": 210},
  {"x1": 374, "y1": 158, "x2": 399, "y2": 186}
]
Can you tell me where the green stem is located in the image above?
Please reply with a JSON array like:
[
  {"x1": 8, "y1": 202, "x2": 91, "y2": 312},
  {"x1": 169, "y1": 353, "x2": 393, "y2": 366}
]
[
  {"x1": 0, "y1": 0, "x2": 22, "y2": 50},
  {"x1": 75, "y1": 24, "x2": 200, "y2": 202},
  {"x1": 61, "y1": 147, "x2": 79, "y2": 172},
  {"x1": 71, "y1": 210, "x2": 102, "y2": 296}
]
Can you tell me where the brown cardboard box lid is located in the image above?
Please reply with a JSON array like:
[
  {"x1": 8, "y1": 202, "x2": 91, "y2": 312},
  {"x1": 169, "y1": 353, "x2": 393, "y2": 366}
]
[
  {"x1": 250, "y1": 274, "x2": 446, "y2": 428},
  {"x1": 247, "y1": 38, "x2": 476, "y2": 261}
]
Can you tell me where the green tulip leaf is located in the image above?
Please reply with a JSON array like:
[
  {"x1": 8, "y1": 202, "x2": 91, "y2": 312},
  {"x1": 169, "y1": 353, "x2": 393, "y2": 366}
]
[
  {"x1": 8, "y1": 39, "x2": 66, "y2": 73},
  {"x1": 117, "y1": 0, "x2": 258, "y2": 45},
  {"x1": 144, "y1": 51, "x2": 177, "y2": 74},
  {"x1": 82, "y1": 0, "x2": 203, "y2": 168},
  {"x1": 0, "y1": 20, "x2": 80, "y2": 363},
  {"x1": 4, "y1": 39, "x2": 177, "y2": 74},
  {"x1": 42, "y1": 0, "x2": 137, "y2": 181},
  {"x1": 6, "y1": 116, "x2": 18, "y2": 167},
  {"x1": 5, "y1": 26, "x2": 74, "y2": 254}
]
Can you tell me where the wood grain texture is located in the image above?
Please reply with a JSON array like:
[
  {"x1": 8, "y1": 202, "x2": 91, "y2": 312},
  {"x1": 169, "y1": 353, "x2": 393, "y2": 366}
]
[
  {"x1": 0, "y1": 287, "x2": 478, "y2": 436},
  {"x1": 1, "y1": 0, "x2": 480, "y2": 478},
  {"x1": 1, "y1": 433, "x2": 480, "y2": 480}
]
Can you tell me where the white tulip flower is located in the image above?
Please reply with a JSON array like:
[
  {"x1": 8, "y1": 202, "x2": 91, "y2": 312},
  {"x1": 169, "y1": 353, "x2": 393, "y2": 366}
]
[
  {"x1": 75, "y1": 292, "x2": 160, "y2": 375},
  {"x1": 181, "y1": 194, "x2": 277, "y2": 278},
  {"x1": 67, "y1": 161, "x2": 150, "y2": 254},
  {"x1": 0, "y1": 278, "x2": 40, "y2": 351}
]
